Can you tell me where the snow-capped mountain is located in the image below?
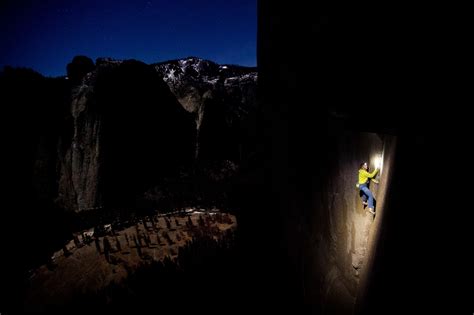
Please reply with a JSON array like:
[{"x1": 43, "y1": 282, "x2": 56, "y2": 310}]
[
  {"x1": 153, "y1": 57, "x2": 258, "y2": 161},
  {"x1": 152, "y1": 57, "x2": 257, "y2": 117},
  {"x1": 153, "y1": 56, "x2": 257, "y2": 89}
]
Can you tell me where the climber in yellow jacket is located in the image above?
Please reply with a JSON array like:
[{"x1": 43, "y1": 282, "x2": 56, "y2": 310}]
[{"x1": 357, "y1": 162, "x2": 379, "y2": 214}]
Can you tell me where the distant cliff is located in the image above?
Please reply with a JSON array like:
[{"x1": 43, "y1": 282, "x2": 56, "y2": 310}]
[
  {"x1": 57, "y1": 57, "x2": 196, "y2": 212},
  {"x1": 2, "y1": 55, "x2": 257, "y2": 213}
]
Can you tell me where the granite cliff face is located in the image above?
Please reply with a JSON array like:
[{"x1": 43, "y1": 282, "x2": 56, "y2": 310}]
[
  {"x1": 243, "y1": 2, "x2": 454, "y2": 313},
  {"x1": 288, "y1": 128, "x2": 396, "y2": 313},
  {"x1": 57, "y1": 57, "x2": 196, "y2": 212},
  {"x1": 57, "y1": 64, "x2": 102, "y2": 212}
]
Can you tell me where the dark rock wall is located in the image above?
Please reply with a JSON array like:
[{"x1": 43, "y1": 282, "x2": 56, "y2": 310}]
[
  {"x1": 57, "y1": 60, "x2": 195, "y2": 211},
  {"x1": 256, "y1": 1, "x2": 463, "y2": 314},
  {"x1": 293, "y1": 128, "x2": 396, "y2": 313},
  {"x1": 2, "y1": 67, "x2": 74, "y2": 275}
]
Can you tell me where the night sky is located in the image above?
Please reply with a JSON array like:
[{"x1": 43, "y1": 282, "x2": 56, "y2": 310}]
[{"x1": 0, "y1": 0, "x2": 256, "y2": 77}]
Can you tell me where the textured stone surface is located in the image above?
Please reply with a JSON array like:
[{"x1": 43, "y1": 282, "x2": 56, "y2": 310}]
[
  {"x1": 57, "y1": 83, "x2": 102, "y2": 211},
  {"x1": 292, "y1": 128, "x2": 395, "y2": 312}
]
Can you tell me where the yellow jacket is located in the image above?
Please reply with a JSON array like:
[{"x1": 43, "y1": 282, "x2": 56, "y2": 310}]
[{"x1": 358, "y1": 168, "x2": 379, "y2": 185}]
